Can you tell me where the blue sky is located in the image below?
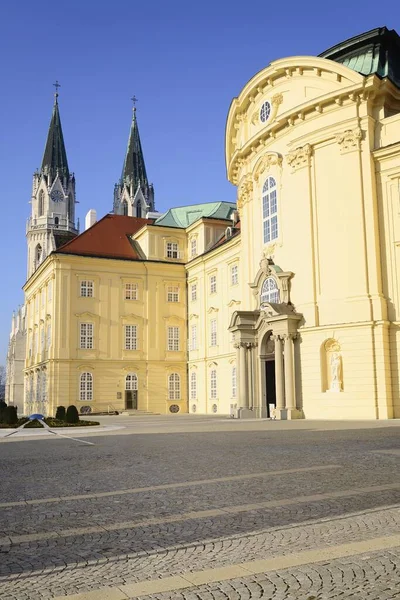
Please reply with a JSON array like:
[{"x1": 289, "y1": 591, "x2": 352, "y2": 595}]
[{"x1": 0, "y1": 0, "x2": 399, "y2": 361}]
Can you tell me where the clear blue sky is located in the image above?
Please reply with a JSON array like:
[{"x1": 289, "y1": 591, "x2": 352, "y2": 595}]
[{"x1": 0, "y1": 0, "x2": 399, "y2": 361}]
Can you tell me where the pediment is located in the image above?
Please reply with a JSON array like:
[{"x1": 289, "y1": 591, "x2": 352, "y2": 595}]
[{"x1": 75, "y1": 311, "x2": 99, "y2": 319}]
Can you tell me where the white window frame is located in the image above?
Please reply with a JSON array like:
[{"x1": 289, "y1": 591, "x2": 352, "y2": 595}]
[
  {"x1": 168, "y1": 326, "x2": 180, "y2": 351},
  {"x1": 80, "y1": 372, "x2": 93, "y2": 401},
  {"x1": 232, "y1": 366, "x2": 237, "y2": 398},
  {"x1": 80, "y1": 323, "x2": 94, "y2": 349},
  {"x1": 124, "y1": 325, "x2": 138, "y2": 350},
  {"x1": 168, "y1": 373, "x2": 180, "y2": 400},
  {"x1": 167, "y1": 286, "x2": 179, "y2": 302},
  {"x1": 190, "y1": 238, "x2": 197, "y2": 258},
  {"x1": 125, "y1": 373, "x2": 138, "y2": 391},
  {"x1": 80, "y1": 280, "x2": 94, "y2": 298},
  {"x1": 210, "y1": 369, "x2": 217, "y2": 399},
  {"x1": 166, "y1": 242, "x2": 179, "y2": 259},
  {"x1": 262, "y1": 176, "x2": 278, "y2": 244},
  {"x1": 210, "y1": 274, "x2": 217, "y2": 294},
  {"x1": 191, "y1": 284, "x2": 197, "y2": 302},
  {"x1": 191, "y1": 324, "x2": 197, "y2": 351},
  {"x1": 190, "y1": 371, "x2": 197, "y2": 400},
  {"x1": 125, "y1": 283, "x2": 138, "y2": 301},
  {"x1": 231, "y1": 264, "x2": 238, "y2": 286},
  {"x1": 260, "y1": 277, "x2": 280, "y2": 304},
  {"x1": 210, "y1": 319, "x2": 217, "y2": 347}
]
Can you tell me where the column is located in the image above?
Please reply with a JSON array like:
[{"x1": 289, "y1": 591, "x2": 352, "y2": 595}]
[
  {"x1": 273, "y1": 335, "x2": 284, "y2": 415},
  {"x1": 284, "y1": 333, "x2": 299, "y2": 419},
  {"x1": 238, "y1": 342, "x2": 248, "y2": 409}
]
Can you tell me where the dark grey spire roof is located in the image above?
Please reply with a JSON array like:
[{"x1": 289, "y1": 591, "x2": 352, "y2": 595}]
[
  {"x1": 121, "y1": 109, "x2": 148, "y2": 189},
  {"x1": 41, "y1": 96, "x2": 69, "y2": 180}
]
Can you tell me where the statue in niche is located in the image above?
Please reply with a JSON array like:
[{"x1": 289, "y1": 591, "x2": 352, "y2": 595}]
[{"x1": 329, "y1": 352, "x2": 342, "y2": 392}]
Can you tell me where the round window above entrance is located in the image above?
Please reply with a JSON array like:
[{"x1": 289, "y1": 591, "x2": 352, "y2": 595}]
[{"x1": 260, "y1": 277, "x2": 280, "y2": 305}]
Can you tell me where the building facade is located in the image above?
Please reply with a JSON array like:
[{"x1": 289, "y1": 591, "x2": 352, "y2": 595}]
[{"x1": 8, "y1": 26, "x2": 400, "y2": 419}]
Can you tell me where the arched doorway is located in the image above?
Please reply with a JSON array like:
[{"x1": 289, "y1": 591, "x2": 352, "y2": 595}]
[{"x1": 260, "y1": 330, "x2": 276, "y2": 417}]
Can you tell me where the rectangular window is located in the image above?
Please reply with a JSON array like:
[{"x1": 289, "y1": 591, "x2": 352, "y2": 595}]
[
  {"x1": 124, "y1": 325, "x2": 137, "y2": 350},
  {"x1": 167, "y1": 286, "x2": 179, "y2": 302},
  {"x1": 232, "y1": 366, "x2": 237, "y2": 398},
  {"x1": 191, "y1": 324, "x2": 197, "y2": 351},
  {"x1": 210, "y1": 369, "x2": 217, "y2": 399},
  {"x1": 231, "y1": 264, "x2": 238, "y2": 286},
  {"x1": 125, "y1": 283, "x2": 138, "y2": 301},
  {"x1": 190, "y1": 372, "x2": 197, "y2": 400},
  {"x1": 80, "y1": 280, "x2": 94, "y2": 298},
  {"x1": 80, "y1": 323, "x2": 93, "y2": 349},
  {"x1": 168, "y1": 326, "x2": 180, "y2": 351},
  {"x1": 191, "y1": 238, "x2": 197, "y2": 257},
  {"x1": 210, "y1": 319, "x2": 217, "y2": 347},
  {"x1": 166, "y1": 242, "x2": 179, "y2": 259},
  {"x1": 210, "y1": 274, "x2": 217, "y2": 294},
  {"x1": 191, "y1": 284, "x2": 197, "y2": 302}
]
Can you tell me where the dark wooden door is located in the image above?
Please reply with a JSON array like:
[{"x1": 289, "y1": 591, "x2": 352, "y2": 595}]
[{"x1": 125, "y1": 390, "x2": 138, "y2": 410}]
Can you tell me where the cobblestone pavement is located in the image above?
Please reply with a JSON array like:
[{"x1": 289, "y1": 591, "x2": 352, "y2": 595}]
[{"x1": 1, "y1": 418, "x2": 400, "y2": 598}]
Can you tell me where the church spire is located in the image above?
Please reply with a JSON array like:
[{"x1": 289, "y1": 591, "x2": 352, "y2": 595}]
[
  {"x1": 41, "y1": 83, "x2": 69, "y2": 181},
  {"x1": 113, "y1": 99, "x2": 155, "y2": 217},
  {"x1": 120, "y1": 103, "x2": 148, "y2": 189}
]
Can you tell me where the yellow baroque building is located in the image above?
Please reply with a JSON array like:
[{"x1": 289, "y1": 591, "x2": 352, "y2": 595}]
[{"x1": 12, "y1": 26, "x2": 400, "y2": 419}]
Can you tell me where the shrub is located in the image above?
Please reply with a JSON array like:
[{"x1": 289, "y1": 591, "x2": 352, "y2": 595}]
[
  {"x1": 4, "y1": 406, "x2": 18, "y2": 425},
  {"x1": 65, "y1": 405, "x2": 79, "y2": 424},
  {"x1": 0, "y1": 401, "x2": 6, "y2": 423},
  {"x1": 55, "y1": 406, "x2": 66, "y2": 421}
]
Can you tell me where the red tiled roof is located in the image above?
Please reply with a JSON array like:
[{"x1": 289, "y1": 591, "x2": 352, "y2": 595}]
[{"x1": 56, "y1": 214, "x2": 153, "y2": 260}]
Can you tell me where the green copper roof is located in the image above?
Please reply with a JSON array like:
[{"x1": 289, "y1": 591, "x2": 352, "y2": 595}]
[
  {"x1": 121, "y1": 109, "x2": 148, "y2": 189},
  {"x1": 41, "y1": 96, "x2": 69, "y2": 180},
  {"x1": 155, "y1": 201, "x2": 237, "y2": 228},
  {"x1": 319, "y1": 27, "x2": 400, "y2": 89}
]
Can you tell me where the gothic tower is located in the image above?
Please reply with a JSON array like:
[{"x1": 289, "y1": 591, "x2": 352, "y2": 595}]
[
  {"x1": 26, "y1": 88, "x2": 78, "y2": 278},
  {"x1": 113, "y1": 106, "x2": 155, "y2": 217}
]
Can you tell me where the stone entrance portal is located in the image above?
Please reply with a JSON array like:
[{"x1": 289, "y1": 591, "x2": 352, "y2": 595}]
[{"x1": 229, "y1": 303, "x2": 303, "y2": 419}]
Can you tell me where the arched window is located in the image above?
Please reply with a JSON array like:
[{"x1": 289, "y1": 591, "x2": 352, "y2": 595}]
[
  {"x1": 260, "y1": 277, "x2": 280, "y2": 304},
  {"x1": 210, "y1": 369, "x2": 217, "y2": 399},
  {"x1": 168, "y1": 373, "x2": 180, "y2": 400},
  {"x1": 122, "y1": 200, "x2": 128, "y2": 216},
  {"x1": 262, "y1": 176, "x2": 278, "y2": 243},
  {"x1": 190, "y1": 371, "x2": 197, "y2": 400},
  {"x1": 80, "y1": 372, "x2": 93, "y2": 401},
  {"x1": 136, "y1": 201, "x2": 142, "y2": 218},
  {"x1": 38, "y1": 190, "x2": 44, "y2": 217},
  {"x1": 125, "y1": 373, "x2": 138, "y2": 390},
  {"x1": 35, "y1": 244, "x2": 42, "y2": 267}
]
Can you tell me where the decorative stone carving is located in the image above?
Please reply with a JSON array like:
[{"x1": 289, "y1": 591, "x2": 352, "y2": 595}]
[
  {"x1": 335, "y1": 127, "x2": 362, "y2": 153},
  {"x1": 286, "y1": 144, "x2": 312, "y2": 171},
  {"x1": 251, "y1": 110, "x2": 259, "y2": 125},
  {"x1": 253, "y1": 153, "x2": 283, "y2": 182},
  {"x1": 329, "y1": 352, "x2": 342, "y2": 392},
  {"x1": 259, "y1": 253, "x2": 274, "y2": 277},
  {"x1": 271, "y1": 93, "x2": 283, "y2": 108},
  {"x1": 237, "y1": 174, "x2": 253, "y2": 210}
]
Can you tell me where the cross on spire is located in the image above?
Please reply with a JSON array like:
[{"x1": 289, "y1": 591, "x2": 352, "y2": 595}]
[
  {"x1": 53, "y1": 80, "x2": 61, "y2": 100},
  {"x1": 131, "y1": 95, "x2": 138, "y2": 111}
]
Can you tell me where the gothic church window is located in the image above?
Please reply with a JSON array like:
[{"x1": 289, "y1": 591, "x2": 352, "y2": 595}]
[
  {"x1": 136, "y1": 201, "x2": 142, "y2": 218},
  {"x1": 260, "y1": 277, "x2": 280, "y2": 304},
  {"x1": 80, "y1": 372, "x2": 93, "y2": 401},
  {"x1": 122, "y1": 200, "x2": 128, "y2": 216},
  {"x1": 68, "y1": 193, "x2": 74, "y2": 221},
  {"x1": 38, "y1": 190, "x2": 44, "y2": 217},
  {"x1": 262, "y1": 176, "x2": 278, "y2": 244}
]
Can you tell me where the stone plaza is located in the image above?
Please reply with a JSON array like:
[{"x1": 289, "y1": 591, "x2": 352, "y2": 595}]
[{"x1": 1, "y1": 416, "x2": 400, "y2": 598}]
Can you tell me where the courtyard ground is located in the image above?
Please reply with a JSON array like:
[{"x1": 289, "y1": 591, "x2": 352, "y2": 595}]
[{"x1": 1, "y1": 415, "x2": 400, "y2": 599}]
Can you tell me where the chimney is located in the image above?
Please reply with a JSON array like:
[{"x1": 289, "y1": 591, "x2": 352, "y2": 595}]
[{"x1": 85, "y1": 209, "x2": 97, "y2": 231}]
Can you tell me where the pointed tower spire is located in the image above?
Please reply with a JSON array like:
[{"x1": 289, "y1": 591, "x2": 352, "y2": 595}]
[
  {"x1": 41, "y1": 82, "x2": 69, "y2": 181},
  {"x1": 121, "y1": 99, "x2": 148, "y2": 189},
  {"x1": 113, "y1": 98, "x2": 155, "y2": 217}
]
